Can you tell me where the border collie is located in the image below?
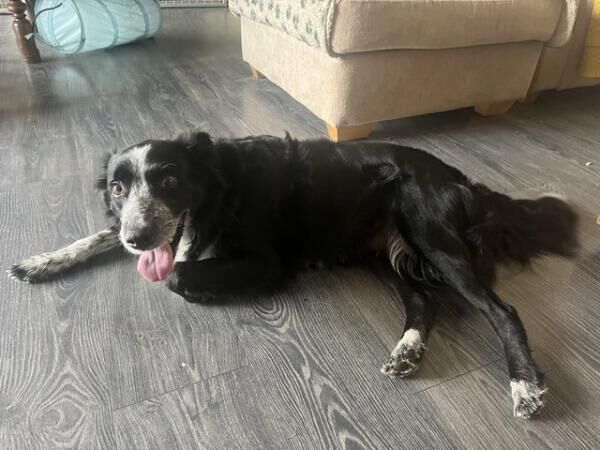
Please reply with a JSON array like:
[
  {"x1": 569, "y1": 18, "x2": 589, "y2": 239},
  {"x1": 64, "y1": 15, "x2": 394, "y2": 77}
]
[{"x1": 9, "y1": 131, "x2": 578, "y2": 419}]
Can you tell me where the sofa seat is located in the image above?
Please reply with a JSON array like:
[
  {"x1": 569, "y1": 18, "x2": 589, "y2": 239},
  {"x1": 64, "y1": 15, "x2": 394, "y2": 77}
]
[{"x1": 230, "y1": 0, "x2": 564, "y2": 55}]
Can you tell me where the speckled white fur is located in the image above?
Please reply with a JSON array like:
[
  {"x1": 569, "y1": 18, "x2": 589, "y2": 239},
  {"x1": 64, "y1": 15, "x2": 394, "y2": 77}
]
[{"x1": 511, "y1": 379, "x2": 547, "y2": 419}]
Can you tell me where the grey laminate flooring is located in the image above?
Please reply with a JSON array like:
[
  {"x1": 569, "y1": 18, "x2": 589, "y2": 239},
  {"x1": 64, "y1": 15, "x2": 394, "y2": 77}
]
[{"x1": 1, "y1": 8, "x2": 600, "y2": 450}]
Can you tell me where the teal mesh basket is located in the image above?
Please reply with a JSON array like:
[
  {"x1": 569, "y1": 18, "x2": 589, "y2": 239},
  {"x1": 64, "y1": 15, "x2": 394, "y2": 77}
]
[{"x1": 34, "y1": 0, "x2": 161, "y2": 54}]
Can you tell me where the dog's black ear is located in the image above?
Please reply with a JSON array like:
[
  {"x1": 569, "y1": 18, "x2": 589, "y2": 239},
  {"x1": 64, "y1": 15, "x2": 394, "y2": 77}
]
[
  {"x1": 179, "y1": 131, "x2": 213, "y2": 152},
  {"x1": 95, "y1": 152, "x2": 113, "y2": 191},
  {"x1": 178, "y1": 130, "x2": 227, "y2": 189},
  {"x1": 95, "y1": 150, "x2": 117, "y2": 217}
]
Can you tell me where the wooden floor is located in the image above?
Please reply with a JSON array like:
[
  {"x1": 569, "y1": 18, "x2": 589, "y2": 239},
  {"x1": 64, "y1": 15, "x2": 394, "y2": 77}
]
[{"x1": 2, "y1": 9, "x2": 600, "y2": 449}]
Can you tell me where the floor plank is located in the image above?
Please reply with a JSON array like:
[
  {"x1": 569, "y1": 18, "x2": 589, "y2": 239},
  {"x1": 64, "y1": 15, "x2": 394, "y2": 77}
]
[
  {"x1": 0, "y1": 178, "x2": 116, "y2": 449},
  {"x1": 114, "y1": 368, "x2": 308, "y2": 450},
  {"x1": 416, "y1": 361, "x2": 600, "y2": 448},
  {"x1": 1, "y1": 7, "x2": 600, "y2": 449}
]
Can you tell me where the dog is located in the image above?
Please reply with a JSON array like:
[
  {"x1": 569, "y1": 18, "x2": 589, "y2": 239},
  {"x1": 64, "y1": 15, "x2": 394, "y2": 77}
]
[{"x1": 9, "y1": 131, "x2": 579, "y2": 419}]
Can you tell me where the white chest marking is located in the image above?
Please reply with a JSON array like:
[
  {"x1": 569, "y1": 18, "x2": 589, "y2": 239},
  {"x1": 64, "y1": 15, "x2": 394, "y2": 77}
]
[{"x1": 175, "y1": 216, "x2": 194, "y2": 262}]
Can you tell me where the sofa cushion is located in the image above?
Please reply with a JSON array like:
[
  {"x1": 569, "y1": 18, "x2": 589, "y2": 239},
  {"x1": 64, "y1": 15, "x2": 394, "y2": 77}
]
[
  {"x1": 230, "y1": 0, "x2": 564, "y2": 55},
  {"x1": 333, "y1": 0, "x2": 564, "y2": 53},
  {"x1": 229, "y1": 0, "x2": 334, "y2": 51}
]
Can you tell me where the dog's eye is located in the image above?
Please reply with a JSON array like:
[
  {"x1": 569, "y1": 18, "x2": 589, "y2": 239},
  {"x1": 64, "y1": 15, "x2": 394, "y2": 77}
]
[
  {"x1": 111, "y1": 182, "x2": 126, "y2": 197},
  {"x1": 161, "y1": 175, "x2": 178, "y2": 189}
]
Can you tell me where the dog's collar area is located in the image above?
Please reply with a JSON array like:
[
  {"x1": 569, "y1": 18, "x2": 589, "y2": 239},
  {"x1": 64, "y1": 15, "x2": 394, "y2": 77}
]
[{"x1": 169, "y1": 211, "x2": 188, "y2": 254}]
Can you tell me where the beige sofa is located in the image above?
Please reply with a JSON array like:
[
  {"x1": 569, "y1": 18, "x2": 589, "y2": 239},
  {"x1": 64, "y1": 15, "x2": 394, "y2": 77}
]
[
  {"x1": 230, "y1": 0, "x2": 600, "y2": 141},
  {"x1": 530, "y1": 0, "x2": 600, "y2": 94}
]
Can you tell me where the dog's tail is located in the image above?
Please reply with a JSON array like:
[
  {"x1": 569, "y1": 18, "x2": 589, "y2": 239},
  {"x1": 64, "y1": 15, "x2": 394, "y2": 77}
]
[{"x1": 467, "y1": 187, "x2": 579, "y2": 265}]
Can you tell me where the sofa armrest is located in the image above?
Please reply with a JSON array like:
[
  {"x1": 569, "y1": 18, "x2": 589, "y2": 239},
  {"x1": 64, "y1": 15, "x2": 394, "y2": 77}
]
[{"x1": 548, "y1": 0, "x2": 581, "y2": 47}]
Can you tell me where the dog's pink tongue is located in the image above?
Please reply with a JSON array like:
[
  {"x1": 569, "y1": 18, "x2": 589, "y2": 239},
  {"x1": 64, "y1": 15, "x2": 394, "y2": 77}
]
[{"x1": 137, "y1": 244, "x2": 174, "y2": 282}]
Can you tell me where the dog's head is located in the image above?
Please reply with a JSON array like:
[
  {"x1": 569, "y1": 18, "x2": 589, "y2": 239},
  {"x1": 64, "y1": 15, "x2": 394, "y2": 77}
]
[{"x1": 96, "y1": 131, "x2": 222, "y2": 279}]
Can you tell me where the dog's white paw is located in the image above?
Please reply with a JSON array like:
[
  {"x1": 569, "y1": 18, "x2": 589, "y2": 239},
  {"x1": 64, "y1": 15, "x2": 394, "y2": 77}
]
[
  {"x1": 511, "y1": 379, "x2": 547, "y2": 419},
  {"x1": 537, "y1": 192, "x2": 567, "y2": 201},
  {"x1": 381, "y1": 329, "x2": 426, "y2": 377},
  {"x1": 8, "y1": 254, "x2": 55, "y2": 283}
]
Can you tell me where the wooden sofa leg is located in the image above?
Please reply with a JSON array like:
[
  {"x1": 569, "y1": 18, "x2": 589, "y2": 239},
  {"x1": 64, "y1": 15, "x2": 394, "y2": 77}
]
[
  {"x1": 520, "y1": 91, "x2": 541, "y2": 104},
  {"x1": 326, "y1": 123, "x2": 375, "y2": 142},
  {"x1": 474, "y1": 100, "x2": 515, "y2": 117},
  {"x1": 250, "y1": 66, "x2": 264, "y2": 79}
]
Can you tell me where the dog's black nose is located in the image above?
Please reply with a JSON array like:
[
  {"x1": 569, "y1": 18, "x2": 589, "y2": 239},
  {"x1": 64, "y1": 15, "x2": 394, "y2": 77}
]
[
  {"x1": 126, "y1": 238, "x2": 138, "y2": 248},
  {"x1": 125, "y1": 232, "x2": 153, "y2": 250}
]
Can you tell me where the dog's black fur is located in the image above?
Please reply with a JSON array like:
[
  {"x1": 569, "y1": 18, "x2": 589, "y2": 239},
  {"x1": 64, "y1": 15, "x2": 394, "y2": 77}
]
[{"x1": 11, "y1": 131, "x2": 579, "y2": 419}]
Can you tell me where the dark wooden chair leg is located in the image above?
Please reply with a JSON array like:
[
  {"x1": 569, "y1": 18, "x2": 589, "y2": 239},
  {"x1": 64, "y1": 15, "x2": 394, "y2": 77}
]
[
  {"x1": 25, "y1": 0, "x2": 35, "y2": 23},
  {"x1": 8, "y1": 0, "x2": 41, "y2": 64}
]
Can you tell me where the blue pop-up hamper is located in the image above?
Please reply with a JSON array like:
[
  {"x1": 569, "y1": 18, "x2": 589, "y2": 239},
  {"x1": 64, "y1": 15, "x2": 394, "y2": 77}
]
[{"x1": 34, "y1": 0, "x2": 161, "y2": 54}]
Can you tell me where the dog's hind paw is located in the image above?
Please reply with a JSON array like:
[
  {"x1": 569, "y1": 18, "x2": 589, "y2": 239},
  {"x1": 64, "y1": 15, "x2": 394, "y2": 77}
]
[
  {"x1": 381, "y1": 329, "x2": 426, "y2": 377},
  {"x1": 511, "y1": 380, "x2": 547, "y2": 419}
]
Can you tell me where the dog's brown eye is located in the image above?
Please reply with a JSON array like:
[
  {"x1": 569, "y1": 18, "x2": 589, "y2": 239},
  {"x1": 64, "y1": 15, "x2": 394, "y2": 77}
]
[
  {"x1": 162, "y1": 175, "x2": 178, "y2": 189},
  {"x1": 111, "y1": 182, "x2": 126, "y2": 197}
]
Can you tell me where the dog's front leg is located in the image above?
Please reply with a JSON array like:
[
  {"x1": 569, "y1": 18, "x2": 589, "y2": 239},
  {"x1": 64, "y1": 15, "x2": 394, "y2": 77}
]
[
  {"x1": 166, "y1": 254, "x2": 283, "y2": 303},
  {"x1": 8, "y1": 228, "x2": 121, "y2": 283}
]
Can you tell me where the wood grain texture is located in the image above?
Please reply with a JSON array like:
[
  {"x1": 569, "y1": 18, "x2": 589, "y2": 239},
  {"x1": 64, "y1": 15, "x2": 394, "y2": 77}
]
[
  {"x1": 230, "y1": 273, "x2": 460, "y2": 449},
  {"x1": 1, "y1": 8, "x2": 600, "y2": 449},
  {"x1": 0, "y1": 178, "x2": 116, "y2": 449},
  {"x1": 114, "y1": 368, "x2": 302, "y2": 450},
  {"x1": 416, "y1": 362, "x2": 600, "y2": 448}
]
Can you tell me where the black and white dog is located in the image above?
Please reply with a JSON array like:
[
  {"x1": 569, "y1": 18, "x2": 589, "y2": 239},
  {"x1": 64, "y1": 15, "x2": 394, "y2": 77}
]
[{"x1": 9, "y1": 132, "x2": 578, "y2": 419}]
